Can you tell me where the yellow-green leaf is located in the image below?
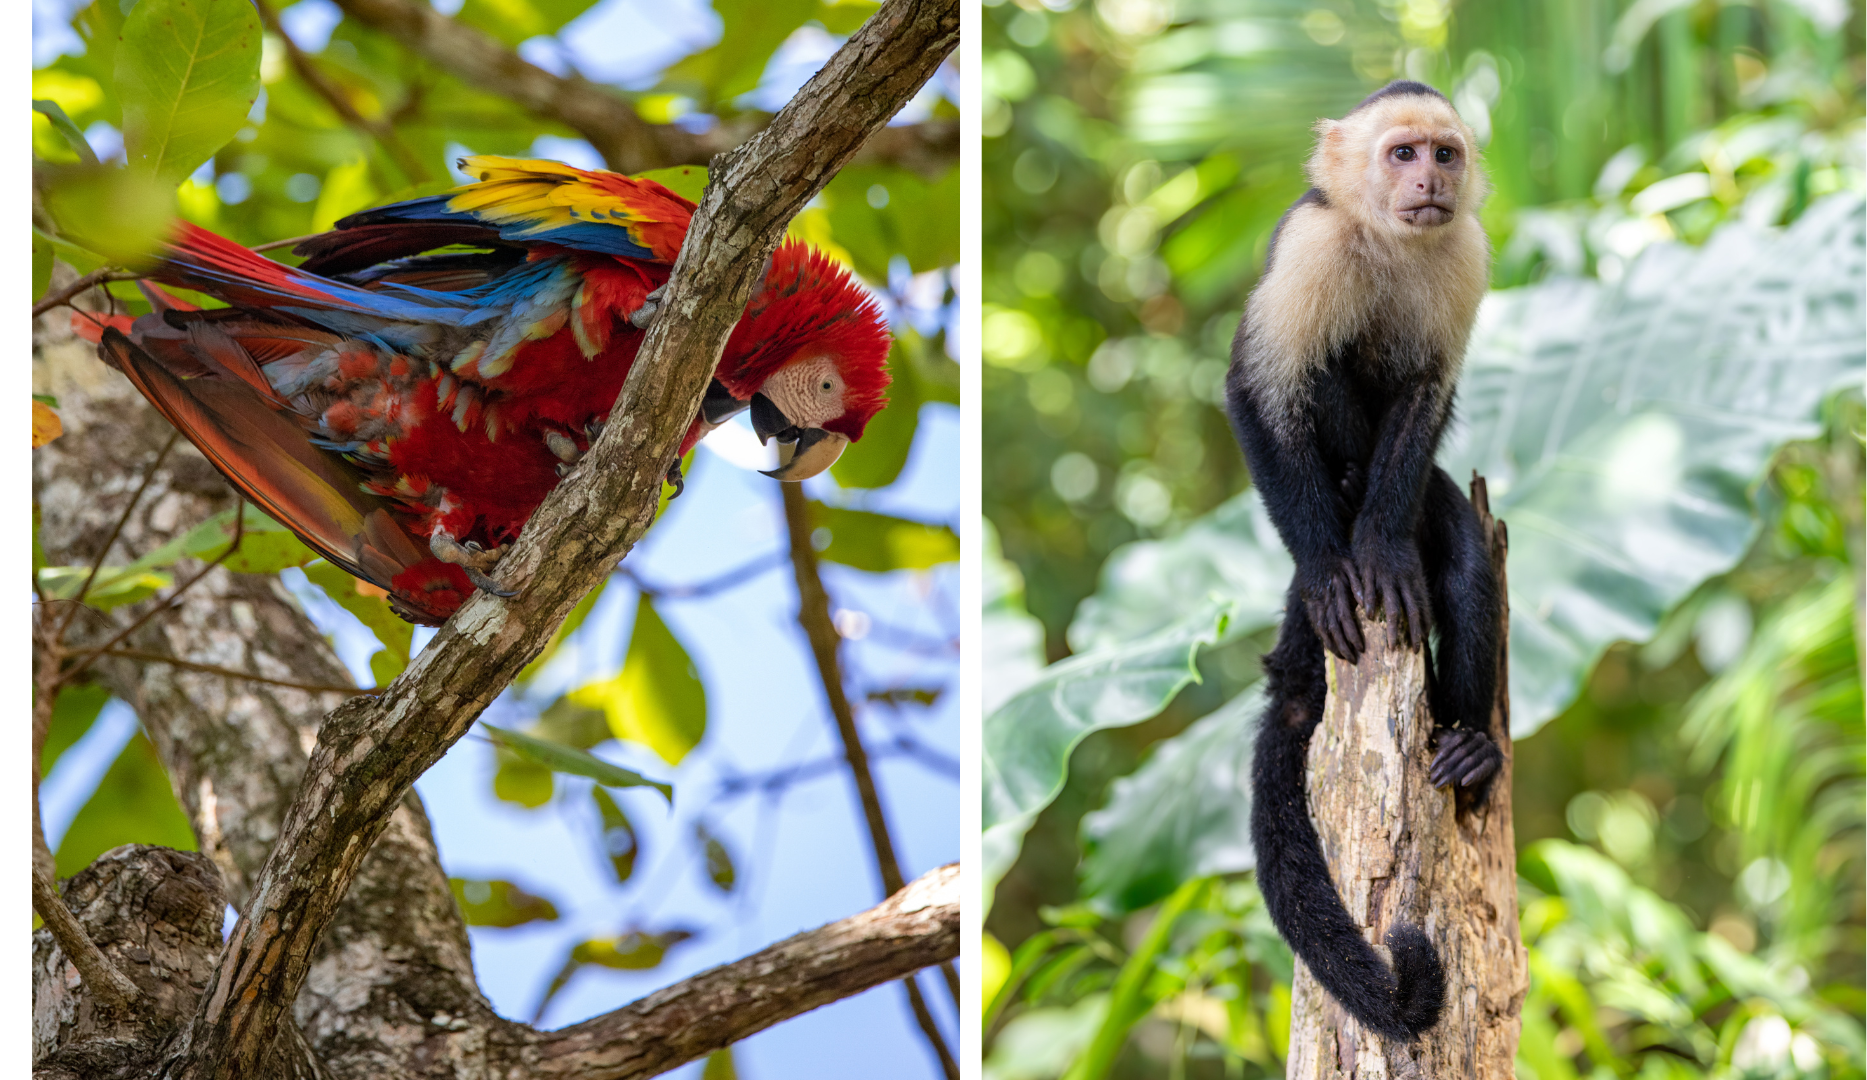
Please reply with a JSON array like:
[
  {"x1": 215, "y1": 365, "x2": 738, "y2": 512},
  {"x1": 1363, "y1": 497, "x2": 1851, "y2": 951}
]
[
  {"x1": 32, "y1": 402, "x2": 63, "y2": 448},
  {"x1": 304, "y1": 559, "x2": 412, "y2": 685},
  {"x1": 636, "y1": 165, "x2": 707, "y2": 204},
  {"x1": 40, "y1": 165, "x2": 175, "y2": 270},
  {"x1": 116, "y1": 0, "x2": 262, "y2": 183},
  {"x1": 569, "y1": 595, "x2": 706, "y2": 766},
  {"x1": 483, "y1": 722, "x2": 673, "y2": 803},
  {"x1": 449, "y1": 877, "x2": 560, "y2": 928},
  {"x1": 809, "y1": 502, "x2": 958, "y2": 572},
  {"x1": 592, "y1": 786, "x2": 639, "y2": 884}
]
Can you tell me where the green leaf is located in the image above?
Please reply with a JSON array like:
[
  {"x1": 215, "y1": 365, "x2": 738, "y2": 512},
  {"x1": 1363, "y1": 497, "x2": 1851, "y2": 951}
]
[
  {"x1": 454, "y1": 0, "x2": 601, "y2": 46},
  {"x1": 831, "y1": 331, "x2": 931, "y2": 491},
  {"x1": 662, "y1": 0, "x2": 821, "y2": 106},
  {"x1": 302, "y1": 560, "x2": 412, "y2": 686},
  {"x1": 55, "y1": 731, "x2": 197, "y2": 877},
  {"x1": 36, "y1": 564, "x2": 173, "y2": 610},
  {"x1": 39, "y1": 165, "x2": 175, "y2": 269},
  {"x1": 1068, "y1": 195, "x2": 1867, "y2": 737},
  {"x1": 41, "y1": 683, "x2": 111, "y2": 776},
  {"x1": 482, "y1": 722, "x2": 673, "y2": 803},
  {"x1": 116, "y1": 0, "x2": 262, "y2": 183},
  {"x1": 694, "y1": 822, "x2": 735, "y2": 892},
  {"x1": 32, "y1": 99, "x2": 99, "y2": 166},
  {"x1": 823, "y1": 165, "x2": 961, "y2": 281},
  {"x1": 1079, "y1": 688, "x2": 1260, "y2": 913},
  {"x1": 810, "y1": 503, "x2": 958, "y2": 572},
  {"x1": 449, "y1": 877, "x2": 560, "y2": 928},
  {"x1": 636, "y1": 165, "x2": 707, "y2": 204},
  {"x1": 701, "y1": 1047, "x2": 739, "y2": 1080},
  {"x1": 1065, "y1": 877, "x2": 1210, "y2": 1080},
  {"x1": 572, "y1": 927, "x2": 695, "y2": 970},
  {"x1": 568, "y1": 594, "x2": 706, "y2": 766},
  {"x1": 982, "y1": 602, "x2": 1230, "y2": 908},
  {"x1": 32, "y1": 232, "x2": 54, "y2": 303},
  {"x1": 492, "y1": 751, "x2": 555, "y2": 809},
  {"x1": 591, "y1": 786, "x2": 639, "y2": 884}
]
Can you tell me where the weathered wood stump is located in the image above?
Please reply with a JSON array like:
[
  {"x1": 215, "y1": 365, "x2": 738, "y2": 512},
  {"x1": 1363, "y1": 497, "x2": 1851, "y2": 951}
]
[{"x1": 1285, "y1": 476, "x2": 1527, "y2": 1079}]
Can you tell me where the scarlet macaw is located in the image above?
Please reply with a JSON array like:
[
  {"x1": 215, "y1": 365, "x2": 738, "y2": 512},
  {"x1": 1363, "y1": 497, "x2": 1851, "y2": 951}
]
[{"x1": 76, "y1": 156, "x2": 892, "y2": 625}]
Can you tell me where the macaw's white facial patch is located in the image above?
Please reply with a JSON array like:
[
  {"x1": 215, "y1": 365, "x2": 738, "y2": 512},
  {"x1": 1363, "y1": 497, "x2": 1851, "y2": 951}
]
[{"x1": 759, "y1": 354, "x2": 846, "y2": 429}]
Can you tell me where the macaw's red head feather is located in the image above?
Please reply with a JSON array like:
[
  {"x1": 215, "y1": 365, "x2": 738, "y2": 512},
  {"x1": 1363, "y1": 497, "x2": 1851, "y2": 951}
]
[{"x1": 720, "y1": 240, "x2": 892, "y2": 440}]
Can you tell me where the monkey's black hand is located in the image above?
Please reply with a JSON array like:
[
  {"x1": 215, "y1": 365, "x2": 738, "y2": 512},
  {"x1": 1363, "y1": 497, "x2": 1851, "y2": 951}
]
[
  {"x1": 1298, "y1": 558, "x2": 1365, "y2": 663},
  {"x1": 1350, "y1": 537, "x2": 1431, "y2": 649},
  {"x1": 1430, "y1": 728, "x2": 1501, "y2": 793}
]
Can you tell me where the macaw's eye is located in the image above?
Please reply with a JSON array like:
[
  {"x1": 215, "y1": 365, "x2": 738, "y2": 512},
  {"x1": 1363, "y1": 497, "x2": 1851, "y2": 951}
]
[
  {"x1": 1393, "y1": 145, "x2": 1415, "y2": 162},
  {"x1": 1435, "y1": 146, "x2": 1455, "y2": 164},
  {"x1": 822, "y1": 380, "x2": 833, "y2": 391}
]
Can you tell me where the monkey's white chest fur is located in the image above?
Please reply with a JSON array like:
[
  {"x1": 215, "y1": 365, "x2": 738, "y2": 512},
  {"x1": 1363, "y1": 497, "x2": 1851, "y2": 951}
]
[{"x1": 1239, "y1": 202, "x2": 1488, "y2": 435}]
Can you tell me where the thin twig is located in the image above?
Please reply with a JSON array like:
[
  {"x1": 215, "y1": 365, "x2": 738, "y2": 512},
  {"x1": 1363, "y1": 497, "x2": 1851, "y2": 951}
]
[
  {"x1": 255, "y1": 0, "x2": 431, "y2": 184},
  {"x1": 63, "y1": 504, "x2": 247, "y2": 677},
  {"x1": 250, "y1": 233, "x2": 318, "y2": 253},
  {"x1": 32, "y1": 616, "x2": 139, "y2": 1008},
  {"x1": 778, "y1": 482, "x2": 957, "y2": 1079},
  {"x1": 33, "y1": 267, "x2": 137, "y2": 318},
  {"x1": 55, "y1": 431, "x2": 179, "y2": 641},
  {"x1": 618, "y1": 551, "x2": 785, "y2": 600},
  {"x1": 95, "y1": 650, "x2": 367, "y2": 697}
]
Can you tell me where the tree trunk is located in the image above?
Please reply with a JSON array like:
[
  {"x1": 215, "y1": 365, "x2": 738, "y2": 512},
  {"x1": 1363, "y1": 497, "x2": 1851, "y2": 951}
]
[{"x1": 1285, "y1": 478, "x2": 1527, "y2": 1079}]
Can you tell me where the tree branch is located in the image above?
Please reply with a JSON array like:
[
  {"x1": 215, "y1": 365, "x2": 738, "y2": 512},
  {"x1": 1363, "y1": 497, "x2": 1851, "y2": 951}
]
[
  {"x1": 527, "y1": 863, "x2": 959, "y2": 1079},
  {"x1": 329, "y1": 0, "x2": 958, "y2": 176},
  {"x1": 779, "y1": 484, "x2": 959, "y2": 1078},
  {"x1": 173, "y1": 2, "x2": 958, "y2": 1074}
]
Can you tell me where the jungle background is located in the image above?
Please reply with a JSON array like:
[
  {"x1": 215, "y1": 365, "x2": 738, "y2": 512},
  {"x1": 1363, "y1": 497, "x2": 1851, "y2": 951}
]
[
  {"x1": 30, "y1": 0, "x2": 958, "y2": 1075},
  {"x1": 979, "y1": 0, "x2": 1866, "y2": 1078}
]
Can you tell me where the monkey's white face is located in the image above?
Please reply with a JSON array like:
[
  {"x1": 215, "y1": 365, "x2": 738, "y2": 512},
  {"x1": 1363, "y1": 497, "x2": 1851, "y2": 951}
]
[{"x1": 1375, "y1": 127, "x2": 1467, "y2": 229}]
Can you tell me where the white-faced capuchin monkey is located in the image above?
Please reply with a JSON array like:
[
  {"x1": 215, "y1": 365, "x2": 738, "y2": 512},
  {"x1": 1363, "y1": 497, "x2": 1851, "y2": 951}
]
[{"x1": 1225, "y1": 81, "x2": 1502, "y2": 1041}]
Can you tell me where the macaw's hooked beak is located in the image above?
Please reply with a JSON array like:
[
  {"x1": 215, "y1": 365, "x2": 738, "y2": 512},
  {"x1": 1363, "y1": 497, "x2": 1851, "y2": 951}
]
[
  {"x1": 762, "y1": 427, "x2": 849, "y2": 481},
  {"x1": 750, "y1": 393, "x2": 847, "y2": 481}
]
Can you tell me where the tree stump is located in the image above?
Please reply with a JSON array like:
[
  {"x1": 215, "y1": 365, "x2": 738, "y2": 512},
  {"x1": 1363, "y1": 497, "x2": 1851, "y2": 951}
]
[{"x1": 1285, "y1": 476, "x2": 1527, "y2": 1078}]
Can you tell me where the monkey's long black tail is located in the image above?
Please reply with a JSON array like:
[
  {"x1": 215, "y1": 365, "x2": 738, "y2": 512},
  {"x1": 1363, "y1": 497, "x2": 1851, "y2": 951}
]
[{"x1": 1251, "y1": 676, "x2": 1446, "y2": 1041}]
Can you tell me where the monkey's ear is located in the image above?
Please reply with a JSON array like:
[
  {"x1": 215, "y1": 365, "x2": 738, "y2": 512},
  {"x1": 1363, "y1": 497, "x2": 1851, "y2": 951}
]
[{"x1": 1307, "y1": 118, "x2": 1347, "y2": 192}]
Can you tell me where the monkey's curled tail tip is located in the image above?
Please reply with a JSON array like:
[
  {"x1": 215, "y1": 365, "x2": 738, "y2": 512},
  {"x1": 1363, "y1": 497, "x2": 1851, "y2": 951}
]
[{"x1": 1386, "y1": 924, "x2": 1447, "y2": 1037}]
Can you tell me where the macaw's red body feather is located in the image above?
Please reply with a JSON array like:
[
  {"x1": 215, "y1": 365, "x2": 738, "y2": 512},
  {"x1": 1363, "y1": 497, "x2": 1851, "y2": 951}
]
[{"x1": 79, "y1": 156, "x2": 892, "y2": 626}]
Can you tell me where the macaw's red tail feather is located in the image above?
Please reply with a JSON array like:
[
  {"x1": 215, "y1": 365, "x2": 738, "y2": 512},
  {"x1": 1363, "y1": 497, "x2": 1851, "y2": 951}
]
[
  {"x1": 71, "y1": 309, "x2": 135, "y2": 344},
  {"x1": 96, "y1": 327, "x2": 445, "y2": 621}
]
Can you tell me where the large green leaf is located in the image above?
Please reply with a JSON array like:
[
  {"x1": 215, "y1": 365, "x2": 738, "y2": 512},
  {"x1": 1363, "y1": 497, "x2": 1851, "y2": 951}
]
[
  {"x1": 824, "y1": 165, "x2": 962, "y2": 281},
  {"x1": 982, "y1": 602, "x2": 1229, "y2": 906},
  {"x1": 983, "y1": 518, "x2": 1047, "y2": 715},
  {"x1": 811, "y1": 503, "x2": 959, "y2": 572},
  {"x1": 41, "y1": 683, "x2": 111, "y2": 776},
  {"x1": 482, "y1": 723, "x2": 673, "y2": 803},
  {"x1": 1067, "y1": 195, "x2": 1866, "y2": 737},
  {"x1": 55, "y1": 732, "x2": 197, "y2": 877},
  {"x1": 568, "y1": 594, "x2": 707, "y2": 766},
  {"x1": 1078, "y1": 687, "x2": 1260, "y2": 914},
  {"x1": 116, "y1": 0, "x2": 262, "y2": 183}
]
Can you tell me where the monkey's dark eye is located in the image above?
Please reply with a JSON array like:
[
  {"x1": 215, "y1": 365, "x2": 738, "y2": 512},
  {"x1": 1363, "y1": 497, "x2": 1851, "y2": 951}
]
[
  {"x1": 1393, "y1": 146, "x2": 1415, "y2": 162},
  {"x1": 1435, "y1": 147, "x2": 1455, "y2": 164}
]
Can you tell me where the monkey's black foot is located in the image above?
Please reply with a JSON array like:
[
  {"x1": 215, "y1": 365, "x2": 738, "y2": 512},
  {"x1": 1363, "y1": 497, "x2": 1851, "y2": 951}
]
[
  {"x1": 1350, "y1": 541, "x2": 1432, "y2": 649},
  {"x1": 1429, "y1": 728, "x2": 1501, "y2": 790},
  {"x1": 664, "y1": 458, "x2": 685, "y2": 499},
  {"x1": 1299, "y1": 558, "x2": 1365, "y2": 663}
]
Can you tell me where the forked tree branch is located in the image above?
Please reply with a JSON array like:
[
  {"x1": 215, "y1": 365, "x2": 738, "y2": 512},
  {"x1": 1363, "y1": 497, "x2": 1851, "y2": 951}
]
[
  {"x1": 330, "y1": 0, "x2": 959, "y2": 177},
  {"x1": 169, "y1": 1, "x2": 959, "y2": 1075}
]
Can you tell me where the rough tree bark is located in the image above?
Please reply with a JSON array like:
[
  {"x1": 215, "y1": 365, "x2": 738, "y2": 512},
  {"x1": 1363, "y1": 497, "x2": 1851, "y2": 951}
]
[
  {"x1": 30, "y1": 0, "x2": 960, "y2": 1076},
  {"x1": 1285, "y1": 477, "x2": 1528, "y2": 1079}
]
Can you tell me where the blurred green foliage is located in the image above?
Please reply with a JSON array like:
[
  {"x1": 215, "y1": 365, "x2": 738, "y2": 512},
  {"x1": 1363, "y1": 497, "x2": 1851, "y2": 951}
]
[
  {"x1": 982, "y1": 0, "x2": 1864, "y2": 1075},
  {"x1": 982, "y1": 0, "x2": 1864, "y2": 657}
]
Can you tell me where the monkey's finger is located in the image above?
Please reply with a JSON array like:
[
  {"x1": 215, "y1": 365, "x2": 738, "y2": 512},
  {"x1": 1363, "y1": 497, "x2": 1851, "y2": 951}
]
[
  {"x1": 1335, "y1": 591, "x2": 1364, "y2": 658},
  {"x1": 1458, "y1": 756, "x2": 1500, "y2": 788},
  {"x1": 1402, "y1": 586, "x2": 1427, "y2": 649},
  {"x1": 1431, "y1": 741, "x2": 1482, "y2": 786}
]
